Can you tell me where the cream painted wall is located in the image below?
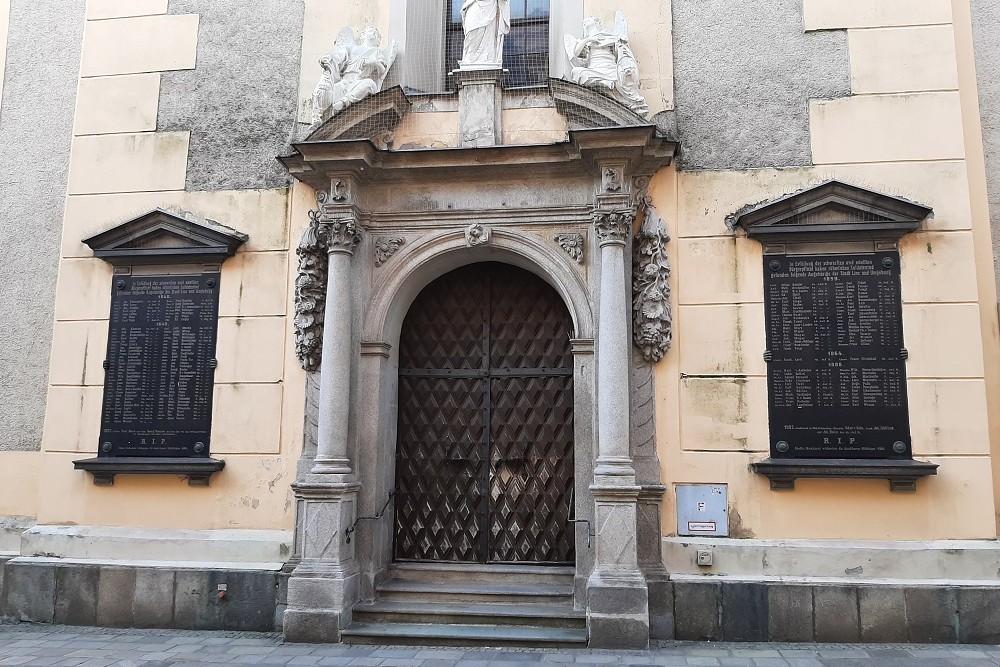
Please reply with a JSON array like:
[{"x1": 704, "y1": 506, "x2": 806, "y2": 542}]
[
  {"x1": 650, "y1": 0, "x2": 999, "y2": 540},
  {"x1": 29, "y1": 1, "x2": 303, "y2": 531}
]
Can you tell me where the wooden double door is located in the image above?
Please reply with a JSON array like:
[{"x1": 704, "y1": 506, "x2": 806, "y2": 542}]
[{"x1": 393, "y1": 263, "x2": 576, "y2": 564}]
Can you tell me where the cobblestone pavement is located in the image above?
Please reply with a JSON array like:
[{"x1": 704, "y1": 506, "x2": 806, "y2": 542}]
[{"x1": 0, "y1": 625, "x2": 998, "y2": 667}]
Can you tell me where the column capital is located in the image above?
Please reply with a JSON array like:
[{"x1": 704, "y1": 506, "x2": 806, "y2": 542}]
[
  {"x1": 593, "y1": 209, "x2": 636, "y2": 247},
  {"x1": 309, "y1": 192, "x2": 362, "y2": 255}
]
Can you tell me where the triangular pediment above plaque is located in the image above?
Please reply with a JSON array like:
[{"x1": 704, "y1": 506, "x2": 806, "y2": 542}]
[
  {"x1": 83, "y1": 209, "x2": 248, "y2": 265},
  {"x1": 731, "y1": 180, "x2": 932, "y2": 243}
]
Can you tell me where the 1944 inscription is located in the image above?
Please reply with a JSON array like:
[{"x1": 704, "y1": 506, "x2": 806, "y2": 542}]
[{"x1": 764, "y1": 252, "x2": 911, "y2": 459}]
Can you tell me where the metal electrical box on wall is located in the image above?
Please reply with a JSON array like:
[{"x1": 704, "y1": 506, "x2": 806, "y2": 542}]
[{"x1": 676, "y1": 484, "x2": 729, "y2": 537}]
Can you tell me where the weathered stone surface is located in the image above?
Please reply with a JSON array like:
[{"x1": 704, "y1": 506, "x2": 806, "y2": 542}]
[
  {"x1": 905, "y1": 587, "x2": 957, "y2": 643},
  {"x1": 3, "y1": 562, "x2": 56, "y2": 623},
  {"x1": 674, "y1": 582, "x2": 722, "y2": 641},
  {"x1": 54, "y1": 565, "x2": 99, "y2": 626},
  {"x1": 588, "y1": 616, "x2": 651, "y2": 650},
  {"x1": 646, "y1": 577, "x2": 675, "y2": 640},
  {"x1": 0, "y1": 0, "x2": 85, "y2": 452},
  {"x1": 132, "y1": 569, "x2": 175, "y2": 628},
  {"x1": 859, "y1": 586, "x2": 907, "y2": 642},
  {"x1": 672, "y1": 0, "x2": 849, "y2": 170},
  {"x1": 958, "y1": 588, "x2": 1000, "y2": 644},
  {"x1": 813, "y1": 586, "x2": 860, "y2": 642},
  {"x1": 722, "y1": 583, "x2": 768, "y2": 641},
  {"x1": 96, "y1": 567, "x2": 136, "y2": 628},
  {"x1": 767, "y1": 585, "x2": 813, "y2": 642},
  {"x1": 283, "y1": 608, "x2": 344, "y2": 643},
  {"x1": 222, "y1": 570, "x2": 278, "y2": 631},
  {"x1": 173, "y1": 570, "x2": 224, "y2": 630},
  {"x1": 971, "y1": 0, "x2": 1000, "y2": 296},
  {"x1": 159, "y1": 0, "x2": 302, "y2": 190}
]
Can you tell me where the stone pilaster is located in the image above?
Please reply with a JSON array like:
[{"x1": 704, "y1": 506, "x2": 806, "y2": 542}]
[
  {"x1": 588, "y1": 206, "x2": 650, "y2": 649},
  {"x1": 454, "y1": 66, "x2": 503, "y2": 148}
]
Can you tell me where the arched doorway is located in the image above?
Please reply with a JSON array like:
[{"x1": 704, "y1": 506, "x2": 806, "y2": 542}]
[{"x1": 393, "y1": 262, "x2": 575, "y2": 564}]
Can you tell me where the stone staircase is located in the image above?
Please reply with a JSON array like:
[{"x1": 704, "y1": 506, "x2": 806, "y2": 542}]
[{"x1": 342, "y1": 563, "x2": 588, "y2": 647}]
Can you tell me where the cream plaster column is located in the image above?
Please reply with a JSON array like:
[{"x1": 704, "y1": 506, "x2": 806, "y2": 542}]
[
  {"x1": 312, "y1": 210, "x2": 361, "y2": 475},
  {"x1": 587, "y1": 208, "x2": 650, "y2": 649}
]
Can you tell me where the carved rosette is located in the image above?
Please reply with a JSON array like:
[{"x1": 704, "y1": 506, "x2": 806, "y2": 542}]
[
  {"x1": 554, "y1": 233, "x2": 585, "y2": 263},
  {"x1": 294, "y1": 205, "x2": 331, "y2": 372},
  {"x1": 465, "y1": 222, "x2": 491, "y2": 247},
  {"x1": 632, "y1": 204, "x2": 673, "y2": 362},
  {"x1": 373, "y1": 236, "x2": 405, "y2": 267},
  {"x1": 593, "y1": 210, "x2": 634, "y2": 247}
]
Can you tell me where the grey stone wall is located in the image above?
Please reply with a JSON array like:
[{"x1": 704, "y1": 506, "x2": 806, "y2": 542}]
[
  {"x1": 159, "y1": 0, "x2": 305, "y2": 191},
  {"x1": 0, "y1": 1, "x2": 86, "y2": 452},
  {"x1": 971, "y1": 0, "x2": 1000, "y2": 294},
  {"x1": 671, "y1": 0, "x2": 851, "y2": 171}
]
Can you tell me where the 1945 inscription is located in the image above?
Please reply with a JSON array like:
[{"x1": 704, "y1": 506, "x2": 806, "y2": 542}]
[
  {"x1": 99, "y1": 274, "x2": 219, "y2": 457},
  {"x1": 764, "y1": 252, "x2": 911, "y2": 459}
]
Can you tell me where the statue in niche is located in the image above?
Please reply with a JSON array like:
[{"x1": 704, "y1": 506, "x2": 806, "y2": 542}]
[
  {"x1": 564, "y1": 12, "x2": 649, "y2": 117},
  {"x1": 461, "y1": 0, "x2": 510, "y2": 67},
  {"x1": 311, "y1": 26, "x2": 397, "y2": 125}
]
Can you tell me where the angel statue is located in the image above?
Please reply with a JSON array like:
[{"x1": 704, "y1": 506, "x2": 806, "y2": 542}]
[
  {"x1": 564, "y1": 12, "x2": 649, "y2": 117},
  {"x1": 310, "y1": 26, "x2": 397, "y2": 125},
  {"x1": 461, "y1": 0, "x2": 510, "y2": 67}
]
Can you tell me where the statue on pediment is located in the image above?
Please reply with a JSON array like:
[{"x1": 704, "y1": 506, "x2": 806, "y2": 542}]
[
  {"x1": 311, "y1": 26, "x2": 397, "y2": 125},
  {"x1": 565, "y1": 12, "x2": 649, "y2": 117},
  {"x1": 461, "y1": 0, "x2": 510, "y2": 67}
]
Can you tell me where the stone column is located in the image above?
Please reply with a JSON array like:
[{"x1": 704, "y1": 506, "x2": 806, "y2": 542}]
[
  {"x1": 312, "y1": 213, "x2": 361, "y2": 474},
  {"x1": 454, "y1": 66, "x2": 504, "y2": 148},
  {"x1": 284, "y1": 190, "x2": 364, "y2": 643},
  {"x1": 587, "y1": 208, "x2": 650, "y2": 649}
]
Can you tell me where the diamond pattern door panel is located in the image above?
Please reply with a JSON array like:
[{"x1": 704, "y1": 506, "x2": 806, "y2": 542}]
[
  {"x1": 490, "y1": 376, "x2": 575, "y2": 563},
  {"x1": 394, "y1": 263, "x2": 574, "y2": 563}
]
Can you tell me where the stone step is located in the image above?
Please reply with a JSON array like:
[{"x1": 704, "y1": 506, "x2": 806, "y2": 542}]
[
  {"x1": 352, "y1": 600, "x2": 586, "y2": 629},
  {"x1": 341, "y1": 622, "x2": 588, "y2": 648},
  {"x1": 375, "y1": 579, "x2": 575, "y2": 605},
  {"x1": 387, "y1": 562, "x2": 576, "y2": 586}
]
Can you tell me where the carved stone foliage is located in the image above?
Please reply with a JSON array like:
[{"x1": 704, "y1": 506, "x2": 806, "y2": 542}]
[
  {"x1": 632, "y1": 204, "x2": 673, "y2": 363},
  {"x1": 554, "y1": 233, "x2": 585, "y2": 263},
  {"x1": 374, "y1": 235, "x2": 405, "y2": 267},
  {"x1": 593, "y1": 210, "x2": 634, "y2": 246},
  {"x1": 564, "y1": 12, "x2": 649, "y2": 117},
  {"x1": 311, "y1": 190, "x2": 361, "y2": 252},
  {"x1": 465, "y1": 222, "x2": 491, "y2": 247},
  {"x1": 295, "y1": 202, "x2": 330, "y2": 372}
]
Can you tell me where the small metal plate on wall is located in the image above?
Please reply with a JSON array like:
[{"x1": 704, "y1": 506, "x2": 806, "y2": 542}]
[{"x1": 676, "y1": 484, "x2": 728, "y2": 537}]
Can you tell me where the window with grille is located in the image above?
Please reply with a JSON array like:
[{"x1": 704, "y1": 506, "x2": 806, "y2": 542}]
[{"x1": 443, "y1": 0, "x2": 550, "y2": 89}]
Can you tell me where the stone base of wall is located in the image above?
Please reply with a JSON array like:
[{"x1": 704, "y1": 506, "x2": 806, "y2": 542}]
[
  {"x1": 0, "y1": 559, "x2": 283, "y2": 632},
  {"x1": 661, "y1": 579, "x2": 1000, "y2": 644}
]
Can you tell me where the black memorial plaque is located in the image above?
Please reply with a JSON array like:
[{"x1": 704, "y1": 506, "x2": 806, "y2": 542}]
[
  {"x1": 764, "y1": 252, "x2": 911, "y2": 459},
  {"x1": 99, "y1": 274, "x2": 220, "y2": 457}
]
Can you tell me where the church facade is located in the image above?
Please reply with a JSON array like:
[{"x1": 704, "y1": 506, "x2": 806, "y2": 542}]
[{"x1": 2, "y1": 0, "x2": 1000, "y2": 648}]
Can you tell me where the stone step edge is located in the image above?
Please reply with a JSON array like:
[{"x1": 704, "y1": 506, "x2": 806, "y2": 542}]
[
  {"x1": 389, "y1": 562, "x2": 576, "y2": 575},
  {"x1": 377, "y1": 580, "x2": 575, "y2": 596},
  {"x1": 342, "y1": 621, "x2": 588, "y2": 642},
  {"x1": 354, "y1": 600, "x2": 586, "y2": 619},
  {"x1": 670, "y1": 573, "x2": 1000, "y2": 588}
]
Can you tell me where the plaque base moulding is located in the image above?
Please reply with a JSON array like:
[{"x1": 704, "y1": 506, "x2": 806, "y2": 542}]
[
  {"x1": 73, "y1": 457, "x2": 226, "y2": 487},
  {"x1": 751, "y1": 458, "x2": 939, "y2": 493}
]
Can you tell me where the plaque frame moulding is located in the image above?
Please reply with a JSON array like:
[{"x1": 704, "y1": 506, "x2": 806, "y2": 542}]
[
  {"x1": 732, "y1": 181, "x2": 938, "y2": 492},
  {"x1": 74, "y1": 209, "x2": 248, "y2": 486}
]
